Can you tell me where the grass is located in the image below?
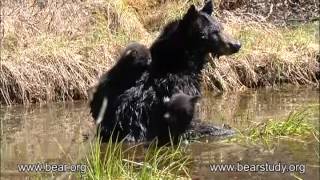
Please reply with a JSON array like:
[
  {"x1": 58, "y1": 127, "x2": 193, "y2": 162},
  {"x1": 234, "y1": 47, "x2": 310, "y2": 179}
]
[
  {"x1": 81, "y1": 136, "x2": 191, "y2": 179},
  {"x1": 202, "y1": 20, "x2": 319, "y2": 92},
  {"x1": 229, "y1": 108, "x2": 319, "y2": 144},
  {"x1": 1, "y1": 0, "x2": 319, "y2": 105}
]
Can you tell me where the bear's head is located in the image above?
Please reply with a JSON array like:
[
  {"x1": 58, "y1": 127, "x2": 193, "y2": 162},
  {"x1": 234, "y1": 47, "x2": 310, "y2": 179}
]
[{"x1": 179, "y1": 0, "x2": 241, "y2": 57}]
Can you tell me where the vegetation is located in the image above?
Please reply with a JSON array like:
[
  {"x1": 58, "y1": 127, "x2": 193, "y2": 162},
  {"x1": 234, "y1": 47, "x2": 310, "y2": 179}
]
[
  {"x1": 82, "y1": 136, "x2": 191, "y2": 179},
  {"x1": 1, "y1": 0, "x2": 319, "y2": 105},
  {"x1": 81, "y1": 108, "x2": 318, "y2": 179},
  {"x1": 202, "y1": 20, "x2": 319, "y2": 92},
  {"x1": 229, "y1": 108, "x2": 319, "y2": 144}
]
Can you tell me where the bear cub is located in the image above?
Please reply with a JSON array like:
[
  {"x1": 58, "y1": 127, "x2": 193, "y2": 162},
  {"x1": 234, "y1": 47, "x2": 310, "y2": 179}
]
[
  {"x1": 89, "y1": 42, "x2": 151, "y2": 124},
  {"x1": 158, "y1": 92, "x2": 200, "y2": 144}
]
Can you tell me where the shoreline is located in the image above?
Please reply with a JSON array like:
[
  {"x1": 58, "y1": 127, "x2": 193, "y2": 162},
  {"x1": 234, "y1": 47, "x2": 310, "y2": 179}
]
[{"x1": 1, "y1": 0, "x2": 319, "y2": 105}]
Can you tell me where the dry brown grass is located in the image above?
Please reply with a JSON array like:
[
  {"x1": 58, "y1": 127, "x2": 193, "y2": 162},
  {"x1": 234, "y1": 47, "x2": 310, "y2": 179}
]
[
  {"x1": 0, "y1": 0, "x2": 319, "y2": 105},
  {"x1": 202, "y1": 11, "x2": 319, "y2": 92},
  {"x1": 0, "y1": 0, "x2": 151, "y2": 105}
]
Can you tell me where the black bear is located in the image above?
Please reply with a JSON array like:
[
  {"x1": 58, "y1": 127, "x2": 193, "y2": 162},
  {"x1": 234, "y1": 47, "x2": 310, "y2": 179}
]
[
  {"x1": 89, "y1": 42, "x2": 151, "y2": 124},
  {"x1": 91, "y1": 0, "x2": 241, "y2": 143},
  {"x1": 156, "y1": 92, "x2": 200, "y2": 144}
]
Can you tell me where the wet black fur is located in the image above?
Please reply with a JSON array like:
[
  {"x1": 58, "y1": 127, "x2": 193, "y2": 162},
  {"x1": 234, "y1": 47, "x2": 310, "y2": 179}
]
[
  {"x1": 155, "y1": 93, "x2": 200, "y2": 144},
  {"x1": 92, "y1": 1, "x2": 240, "y2": 143},
  {"x1": 90, "y1": 42, "x2": 151, "y2": 120}
]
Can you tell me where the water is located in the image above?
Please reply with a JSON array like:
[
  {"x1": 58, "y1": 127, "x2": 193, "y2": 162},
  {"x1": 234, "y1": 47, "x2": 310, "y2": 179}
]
[
  {"x1": 1, "y1": 87, "x2": 319, "y2": 179},
  {"x1": 194, "y1": 87, "x2": 319, "y2": 180},
  {"x1": 0, "y1": 102, "x2": 95, "y2": 179}
]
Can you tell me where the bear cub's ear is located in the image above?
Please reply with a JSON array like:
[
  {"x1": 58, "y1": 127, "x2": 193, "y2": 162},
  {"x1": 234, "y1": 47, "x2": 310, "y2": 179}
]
[
  {"x1": 201, "y1": 0, "x2": 213, "y2": 15},
  {"x1": 163, "y1": 96, "x2": 170, "y2": 103}
]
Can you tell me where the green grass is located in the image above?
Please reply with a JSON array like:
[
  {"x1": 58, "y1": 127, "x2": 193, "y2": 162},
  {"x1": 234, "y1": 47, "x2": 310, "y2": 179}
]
[
  {"x1": 230, "y1": 109, "x2": 319, "y2": 144},
  {"x1": 81, "y1": 136, "x2": 192, "y2": 179}
]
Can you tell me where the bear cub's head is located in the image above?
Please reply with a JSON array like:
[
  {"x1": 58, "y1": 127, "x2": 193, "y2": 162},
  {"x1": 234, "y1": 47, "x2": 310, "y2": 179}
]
[
  {"x1": 163, "y1": 92, "x2": 200, "y2": 132},
  {"x1": 119, "y1": 42, "x2": 151, "y2": 71}
]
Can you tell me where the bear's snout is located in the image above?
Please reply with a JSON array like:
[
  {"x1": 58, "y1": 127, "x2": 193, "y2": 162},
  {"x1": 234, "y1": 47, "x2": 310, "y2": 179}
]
[{"x1": 229, "y1": 41, "x2": 241, "y2": 53}]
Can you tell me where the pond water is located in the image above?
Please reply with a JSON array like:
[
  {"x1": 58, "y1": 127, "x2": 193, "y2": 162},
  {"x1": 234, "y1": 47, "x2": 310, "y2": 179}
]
[
  {"x1": 193, "y1": 87, "x2": 319, "y2": 180},
  {"x1": 0, "y1": 102, "x2": 95, "y2": 179},
  {"x1": 1, "y1": 87, "x2": 319, "y2": 179}
]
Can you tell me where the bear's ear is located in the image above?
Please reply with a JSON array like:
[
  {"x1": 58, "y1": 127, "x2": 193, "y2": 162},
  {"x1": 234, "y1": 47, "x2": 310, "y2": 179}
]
[
  {"x1": 179, "y1": 5, "x2": 198, "y2": 31},
  {"x1": 124, "y1": 49, "x2": 138, "y2": 58},
  {"x1": 182, "y1": 5, "x2": 198, "y2": 22},
  {"x1": 201, "y1": 0, "x2": 213, "y2": 15},
  {"x1": 124, "y1": 49, "x2": 133, "y2": 57}
]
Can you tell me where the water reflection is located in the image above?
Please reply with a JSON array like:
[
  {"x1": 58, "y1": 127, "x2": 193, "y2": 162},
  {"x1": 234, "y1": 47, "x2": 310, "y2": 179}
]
[
  {"x1": 0, "y1": 102, "x2": 95, "y2": 178},
  {"x1": 190, "y1": 138, "x2": 319, "y2": 180},
  {"x1": 199, "y1": 87, "x2": 319, "y2": 128},
  {"x1": 194, "y1": 87, "x2": 319, "y2": 180},
  {"x1": 0, "y1": 87, "x2": 319, "y2": 179}
]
